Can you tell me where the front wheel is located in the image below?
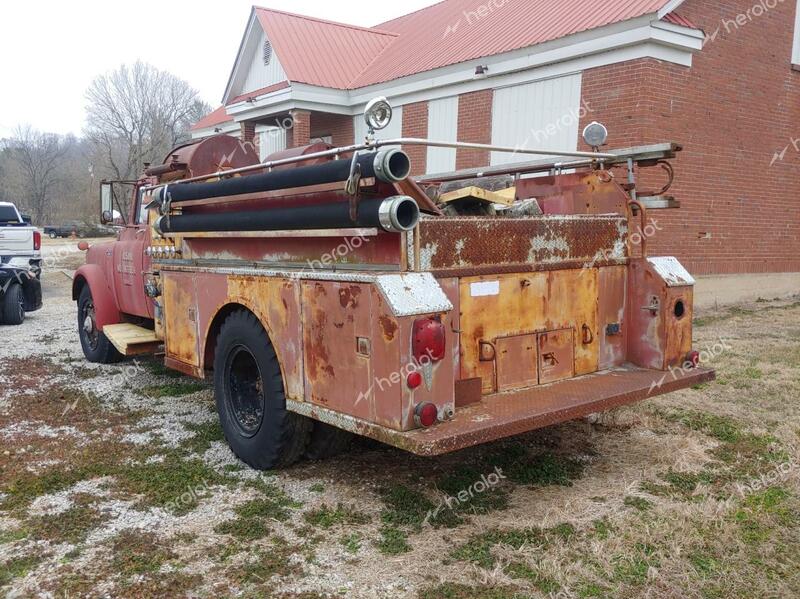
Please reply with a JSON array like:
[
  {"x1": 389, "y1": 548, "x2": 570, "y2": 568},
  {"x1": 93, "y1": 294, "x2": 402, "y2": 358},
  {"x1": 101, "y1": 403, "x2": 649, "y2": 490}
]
[
  {"x1": 214, "y1": 310, "x2": 311, "y2": 470},
  {"x1": 77, "y1": 285, "x2": 122, "y2": 363},
  {"x1": 1, "y1": 283, "x2": 25, "y2": 325}
]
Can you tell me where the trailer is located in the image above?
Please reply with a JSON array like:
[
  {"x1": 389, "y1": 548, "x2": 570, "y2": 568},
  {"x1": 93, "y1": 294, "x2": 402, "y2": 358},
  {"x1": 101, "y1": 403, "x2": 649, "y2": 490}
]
[{"x1": 74, "y1": 99, "x2": 714, "y2": 469}]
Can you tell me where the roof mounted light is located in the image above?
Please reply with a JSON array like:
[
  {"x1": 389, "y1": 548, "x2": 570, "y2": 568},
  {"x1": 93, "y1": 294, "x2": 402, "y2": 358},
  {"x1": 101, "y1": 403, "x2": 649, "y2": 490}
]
[
  {"x1": 364, "y1": 97, "x2": 393, "y2": 135},
  {"x1": 582, "y1": 121, "x2": 609, "y2": 150}
]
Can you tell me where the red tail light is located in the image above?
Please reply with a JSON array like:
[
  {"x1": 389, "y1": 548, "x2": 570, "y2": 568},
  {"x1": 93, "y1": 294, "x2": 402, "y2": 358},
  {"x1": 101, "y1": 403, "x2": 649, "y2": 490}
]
[
  {"x1": 412, "y1": 317, "x2": 446, "y2": 364},
  {"x1": 687, "y1": 350, "x2": 700, "y2": 368},
  {"x1": 33, "y1": 231, "x2": 41, "y2": 251},
  {"x1": 407, "y1": 371, "x2": 423, "y2": 389},
  {"x1": 414, "y1": 402, "x2": 438, "y2": 427}
]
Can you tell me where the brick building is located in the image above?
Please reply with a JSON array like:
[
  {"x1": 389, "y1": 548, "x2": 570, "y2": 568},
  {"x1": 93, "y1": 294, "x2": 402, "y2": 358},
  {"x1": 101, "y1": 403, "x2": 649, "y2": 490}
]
[{"x1": 192, "y1": 0, "x2": 800, "y2": 275}]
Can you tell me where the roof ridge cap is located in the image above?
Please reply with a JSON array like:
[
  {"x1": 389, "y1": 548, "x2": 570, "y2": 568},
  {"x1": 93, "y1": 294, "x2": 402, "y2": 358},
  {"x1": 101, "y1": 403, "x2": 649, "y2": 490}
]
[{"x1": 374, "y1": 0, "x2": 449, "y2": 28}]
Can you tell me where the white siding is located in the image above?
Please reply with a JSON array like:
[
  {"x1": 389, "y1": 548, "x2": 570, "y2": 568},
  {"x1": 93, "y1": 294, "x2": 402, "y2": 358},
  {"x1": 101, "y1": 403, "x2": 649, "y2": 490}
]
[
  {"x1": 353, "y1": 105, "x2": 403, "y2": 147},
  {"x1": 490, "y1": 74, "x2": 583, "y2": 166},
  {"x1": 426, "y1": 96, "x2": 459, "y2": 174},
  {"x1": 256, "y1": 124, "x2": 287, "y2": 161},
  {"x1": 793, "y1": 0, "x2": 800, "y2": 64},
  {"x1": 242, "y1": 30, "x2": 288, "y2": 96}
]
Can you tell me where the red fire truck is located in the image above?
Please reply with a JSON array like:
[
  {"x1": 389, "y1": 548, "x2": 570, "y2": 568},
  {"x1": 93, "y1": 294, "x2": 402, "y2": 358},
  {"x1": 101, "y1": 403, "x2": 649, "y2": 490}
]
[{"x1": 74, "y1": 98, "x2": 713, "y2": 469}]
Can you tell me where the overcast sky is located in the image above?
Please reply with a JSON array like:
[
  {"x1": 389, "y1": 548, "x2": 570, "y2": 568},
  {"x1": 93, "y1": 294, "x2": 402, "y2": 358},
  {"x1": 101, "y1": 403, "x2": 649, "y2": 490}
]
[{"x1": 0, "y1": 0, "x2": 437, "y2": 139}]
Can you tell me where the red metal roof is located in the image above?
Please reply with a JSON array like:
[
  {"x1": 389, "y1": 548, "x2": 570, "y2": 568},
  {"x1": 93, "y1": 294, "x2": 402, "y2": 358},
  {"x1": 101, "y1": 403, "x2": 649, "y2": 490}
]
[
  {"x1": 663, "y1": 11, "x2": 698, "y2": 29},
  {"x1": 352, "y1": 0, "x2": 683, "y2": 87},
  {"x1": 254, "y1": 7, "x2": 397, "y2": 90},
  {"x1": 191, "y1": 106, "x2": 233, "y2": 131}
]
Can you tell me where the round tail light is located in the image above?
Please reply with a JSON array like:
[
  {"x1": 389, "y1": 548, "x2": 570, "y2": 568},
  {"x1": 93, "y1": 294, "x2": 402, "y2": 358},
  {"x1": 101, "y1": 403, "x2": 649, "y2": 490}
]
[
  {"x1": 412, "y1": 317, "x2": 446, "y2": 363},
  {"x1": 687, "y1": 350, "x2": 700, "y2": 368},
  {"x1": 407, "y1": 371, "x2": 423, "y2": 389},
  {"x1": 414, "y1": 402, "x2": 438, "y2": 428}
]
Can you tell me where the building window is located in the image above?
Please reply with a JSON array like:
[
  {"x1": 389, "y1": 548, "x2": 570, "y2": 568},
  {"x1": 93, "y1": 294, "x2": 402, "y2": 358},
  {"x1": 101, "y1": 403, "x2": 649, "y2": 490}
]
[
  {"x1": 263, "y1": 40, "x2": 273, "y2": 66},
  {"x1": 793, "y1": 0, "x2": 800, "y2": 65}
]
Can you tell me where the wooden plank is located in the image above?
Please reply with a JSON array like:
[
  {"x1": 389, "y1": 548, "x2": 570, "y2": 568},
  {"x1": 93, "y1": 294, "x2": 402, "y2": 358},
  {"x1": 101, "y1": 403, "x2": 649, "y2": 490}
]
[
  {"x1": 103, "y1": 323, "x2": 162, "y2": 356},
  {"x1": 439, "y1": 186, "x2": 517, "y2": 207}
]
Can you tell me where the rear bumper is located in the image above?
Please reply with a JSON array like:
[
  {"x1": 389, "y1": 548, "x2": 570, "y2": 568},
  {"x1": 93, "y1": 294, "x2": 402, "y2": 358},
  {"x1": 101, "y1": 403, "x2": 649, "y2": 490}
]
[{"x1": 288, "y1": 364, "x2": 715, "y2": 456}]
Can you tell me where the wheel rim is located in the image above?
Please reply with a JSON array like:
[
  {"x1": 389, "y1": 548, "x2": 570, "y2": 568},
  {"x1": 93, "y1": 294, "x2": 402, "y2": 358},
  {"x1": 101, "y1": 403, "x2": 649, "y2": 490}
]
[
  {"x1": 224, "y1": 345, "x2": 265, "y2": 438},
  {"x1": 80, "y1": 298, "x2": 100, "y2": 351}
]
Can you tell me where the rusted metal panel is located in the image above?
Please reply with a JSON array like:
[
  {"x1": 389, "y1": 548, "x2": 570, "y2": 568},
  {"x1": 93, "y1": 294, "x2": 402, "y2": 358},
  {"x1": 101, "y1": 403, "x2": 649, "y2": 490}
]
[
  {"x1": 418, "y1": 215, "x2": 627, "y2": 274},
  {"x1": 459, "y1": 270, "x2": 599, "y2": 395},
  {"x1": 302, "y1": 281, "x2": 374, "y2": 419},
  {"x1": 515, "y1": 171, "x2": 630, "y2": 215},
  {"x1": 285, "y1": 365, "x2": 716, "y2": 456},
  {"x1": 184, "y1": 230, "x2": 401, "y2": 269},
  {"x1": 162, "y1": 272, "x2": 200, "y2": 367},
  {"x1": 627, "y1": 258, "x2": 694, "y2": 371},
  {"x1": 496, "y1": 334, "x2": 538, "y2": 391},
  {"x1": 597, "y1": 266, "x2": 628, "y2": 370},
  {"x1": 537, "y1": 329, "x2": 575, "y2": 385}
]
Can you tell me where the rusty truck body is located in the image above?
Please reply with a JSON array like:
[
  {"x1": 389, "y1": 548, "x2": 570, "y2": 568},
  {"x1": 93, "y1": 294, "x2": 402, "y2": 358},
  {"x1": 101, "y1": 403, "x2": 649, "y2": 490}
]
[{"x1": 74, "y1": 100, "x2": 714, "y2": 469}]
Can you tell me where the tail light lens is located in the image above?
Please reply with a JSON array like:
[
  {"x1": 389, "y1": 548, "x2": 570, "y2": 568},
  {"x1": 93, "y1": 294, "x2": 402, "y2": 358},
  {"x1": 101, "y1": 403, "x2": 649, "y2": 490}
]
[
  {"x1": 687, "y1": 350, "x2": 700, "y2": 368},
  {"x1": 33, "y1": 231, "x2": 41, "y2": 251},
  {"x1": 414, "y1": 402, "x2": 439, "y2": 427},
  {"x1": 412, "y1": 317, "x2": 446, "y2": 364},
  {"x1": 407, "y1": 371, "x2": 423, "y2": 389}
]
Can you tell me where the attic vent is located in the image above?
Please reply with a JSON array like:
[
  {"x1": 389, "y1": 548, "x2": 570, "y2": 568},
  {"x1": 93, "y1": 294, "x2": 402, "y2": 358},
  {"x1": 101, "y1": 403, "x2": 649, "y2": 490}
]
[{"x1": 263, "y1": 40, "x2": 273, "y2": 66}]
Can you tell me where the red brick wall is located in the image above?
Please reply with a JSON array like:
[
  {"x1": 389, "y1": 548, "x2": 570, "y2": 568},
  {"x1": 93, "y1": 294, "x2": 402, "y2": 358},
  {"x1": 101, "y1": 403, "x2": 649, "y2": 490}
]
[
  {"x1": 456, "y1": 89, "x2": 493, "y2": 170},
  {"x1": 240, "y1": 121, "x2": 256, "y2": 145},
  {"x1": 580, "y1": 0, "x2": 800, "y2": 274},
  {"x1": 289, "y1": 109, "x2": 311, "y2": 148},
  {"x1": 310, "y1": 112, "x2": 354, "y2": 148},
  {"x1": 401, "y1": 101, "x2": 429, "y2": 176}
]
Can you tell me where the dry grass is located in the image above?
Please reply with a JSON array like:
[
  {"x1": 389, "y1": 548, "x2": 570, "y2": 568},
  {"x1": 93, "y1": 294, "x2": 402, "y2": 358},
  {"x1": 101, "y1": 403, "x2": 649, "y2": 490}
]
[{"x1": 1, "y1": 280, "x2": 798, "y2": 598}]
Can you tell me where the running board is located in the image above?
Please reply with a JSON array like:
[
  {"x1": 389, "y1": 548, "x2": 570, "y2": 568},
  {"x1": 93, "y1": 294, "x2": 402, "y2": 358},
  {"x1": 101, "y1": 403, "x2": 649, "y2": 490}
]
[{"x1": 102, "y1": 323, "x2": 162, "y2": 356}]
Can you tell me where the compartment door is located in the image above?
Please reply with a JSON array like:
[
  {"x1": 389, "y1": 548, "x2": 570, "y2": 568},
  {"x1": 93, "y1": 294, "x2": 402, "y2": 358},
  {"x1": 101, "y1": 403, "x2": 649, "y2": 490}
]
[
  {"x1": 496, "y1": 334, "x2": 539, "y2": 392},
  {"x1": 538, "y1": 329, "x2": 575, "y2": 385}
]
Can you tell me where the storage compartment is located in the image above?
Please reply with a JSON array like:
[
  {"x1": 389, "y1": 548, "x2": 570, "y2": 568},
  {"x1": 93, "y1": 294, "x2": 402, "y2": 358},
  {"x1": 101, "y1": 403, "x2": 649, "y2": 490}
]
[
  {"x1": 496, "y1": 334, "x2": 538, "y2": 392},
  {"x1": 537, "y1": 329, "x2": 575, "y2": 384}
]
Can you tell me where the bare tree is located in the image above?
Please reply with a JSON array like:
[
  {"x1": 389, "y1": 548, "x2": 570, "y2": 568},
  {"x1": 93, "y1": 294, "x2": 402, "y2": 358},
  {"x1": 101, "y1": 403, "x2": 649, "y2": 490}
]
[
  {"x1": 2, "y1": 126, "x2": 74, "y2": 223},
  {"x1": 84, "y1": 61, "x2": 211, "y2": 184}
]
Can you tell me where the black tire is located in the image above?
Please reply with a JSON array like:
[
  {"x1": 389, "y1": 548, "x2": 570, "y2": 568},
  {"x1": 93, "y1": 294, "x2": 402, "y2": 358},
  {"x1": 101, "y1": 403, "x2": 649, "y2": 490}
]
[
  {"x1": 214, "y1": 310, "x2": 311, "y2": 470},
  {"x1": 49, "y1": 231, "x2": 57, "y2": 239},
  {"x1": 2, "y1": 283, "x2": 25, "y2": 325},
  {"x1": 77, "y1": 285, "x2": 123, "y2": 363},
  {"x1": 305, "y1": 421, "x2": 354, "y2": 461}
]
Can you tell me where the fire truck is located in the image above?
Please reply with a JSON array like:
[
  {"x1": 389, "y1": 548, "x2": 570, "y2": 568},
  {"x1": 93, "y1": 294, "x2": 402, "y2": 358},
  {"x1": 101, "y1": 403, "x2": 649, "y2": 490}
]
[{"x1": 75, "y1": 98, "x2": 714, "y2": 469}]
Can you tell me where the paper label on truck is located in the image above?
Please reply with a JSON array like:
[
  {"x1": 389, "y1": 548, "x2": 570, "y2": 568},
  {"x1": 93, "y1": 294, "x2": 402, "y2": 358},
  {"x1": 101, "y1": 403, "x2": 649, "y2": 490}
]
[{"x1": 470, "y1": 281, "x2": 500, "y2": 297}]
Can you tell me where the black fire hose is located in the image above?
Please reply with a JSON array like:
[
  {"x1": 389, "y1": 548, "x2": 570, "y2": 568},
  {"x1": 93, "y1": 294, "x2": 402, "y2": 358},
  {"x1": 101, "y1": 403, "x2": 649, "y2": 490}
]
[
  {"x1": 156, "y1": 149, "x2": 410, "y2": 204},
  {"x1": 154, "y1": 196, "x2": 420, "y2": 235}
]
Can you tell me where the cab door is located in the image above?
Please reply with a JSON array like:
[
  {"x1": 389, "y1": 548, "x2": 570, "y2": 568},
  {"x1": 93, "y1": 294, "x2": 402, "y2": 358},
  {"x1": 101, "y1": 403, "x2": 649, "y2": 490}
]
[{"x1": 113, "y1": 186, "x2": 153, "y2": 318}]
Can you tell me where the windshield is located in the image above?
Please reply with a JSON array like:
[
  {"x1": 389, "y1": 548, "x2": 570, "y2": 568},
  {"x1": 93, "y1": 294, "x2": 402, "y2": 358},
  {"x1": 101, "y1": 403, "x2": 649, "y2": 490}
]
[{"x1": 0, "y1": 205, "x2": 20, "y2": 224}]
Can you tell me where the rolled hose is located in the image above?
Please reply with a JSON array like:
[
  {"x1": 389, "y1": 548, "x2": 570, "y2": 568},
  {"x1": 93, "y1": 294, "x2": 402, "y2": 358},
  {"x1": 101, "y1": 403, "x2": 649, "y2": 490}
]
[
  {"x1": 154, "y1": 195, "x2": 420, "y2": 235},
  {"x1": 156, "y1": 149, "x2": 411, "y2": 204}
]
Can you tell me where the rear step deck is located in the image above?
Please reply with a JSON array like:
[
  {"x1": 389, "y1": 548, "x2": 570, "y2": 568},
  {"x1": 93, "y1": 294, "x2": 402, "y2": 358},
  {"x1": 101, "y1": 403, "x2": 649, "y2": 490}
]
[
  {"x1": 288, "y1": 365, "x2": 715, "y2": 456},
  {"x1": 102, "y1": 323, "x2": 162, "y2": 356}
]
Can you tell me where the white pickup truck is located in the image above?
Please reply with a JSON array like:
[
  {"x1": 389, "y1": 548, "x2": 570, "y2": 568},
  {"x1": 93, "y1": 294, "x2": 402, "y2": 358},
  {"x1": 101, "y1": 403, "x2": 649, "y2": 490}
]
[{"x1": 0, "y1": 201, "x2": 42, "y2": 273}]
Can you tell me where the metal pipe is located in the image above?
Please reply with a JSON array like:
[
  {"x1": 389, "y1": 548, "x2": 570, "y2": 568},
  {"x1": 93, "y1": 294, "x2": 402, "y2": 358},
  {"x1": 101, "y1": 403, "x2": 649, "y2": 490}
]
[
  {"x1": 155, "y1": 150, "x2": 411, "y2": 204},
  {"x1": 142, "y1": 139, "x2": 617, "y2": 191},
  {"x1": 154, "y1": 196, "x2": 420, "y2": 236}
]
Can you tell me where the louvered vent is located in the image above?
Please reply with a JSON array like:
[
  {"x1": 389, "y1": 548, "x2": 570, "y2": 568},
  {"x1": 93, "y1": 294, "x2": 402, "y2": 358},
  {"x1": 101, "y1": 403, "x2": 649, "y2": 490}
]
[{"x1": 263, "y1": 40, "x2": 272, "y2": 66}]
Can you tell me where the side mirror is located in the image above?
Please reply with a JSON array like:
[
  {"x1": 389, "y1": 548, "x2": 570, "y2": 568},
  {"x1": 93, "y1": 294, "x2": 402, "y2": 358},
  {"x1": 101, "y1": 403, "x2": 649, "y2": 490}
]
[{"x1": 100, "y1": 183, "x2": 113, "y2": 224}]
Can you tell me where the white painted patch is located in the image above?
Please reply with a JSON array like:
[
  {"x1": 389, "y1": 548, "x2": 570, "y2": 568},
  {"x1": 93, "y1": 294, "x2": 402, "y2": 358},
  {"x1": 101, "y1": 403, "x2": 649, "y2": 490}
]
[
  {"x1": 648, "y1": 256, "x2": 696, "y2": 287},
  {"x1": 470, "y1": 281, "x2": 500, "y2": 298}
]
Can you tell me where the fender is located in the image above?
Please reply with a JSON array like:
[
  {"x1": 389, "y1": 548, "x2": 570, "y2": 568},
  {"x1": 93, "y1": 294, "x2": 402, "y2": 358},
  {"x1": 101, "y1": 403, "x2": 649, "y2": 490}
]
[{"x1": 72, "y1": 264, "x2": 121, "y2": 331}]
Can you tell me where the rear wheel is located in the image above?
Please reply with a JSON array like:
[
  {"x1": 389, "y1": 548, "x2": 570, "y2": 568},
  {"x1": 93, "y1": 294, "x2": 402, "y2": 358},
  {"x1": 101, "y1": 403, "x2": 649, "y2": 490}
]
[
  {"x1": 49, "y1": 231, "x2": 57, "y2": 239},
  {"x1": 214, "y1": 310, "x2": 311, "y2": 470},
  {"x1": 2, "y1": 283, "x2": 25, "y2": 325},
  {"x1": 77, "y1": 285, "x2": 122, "y2": 363}
]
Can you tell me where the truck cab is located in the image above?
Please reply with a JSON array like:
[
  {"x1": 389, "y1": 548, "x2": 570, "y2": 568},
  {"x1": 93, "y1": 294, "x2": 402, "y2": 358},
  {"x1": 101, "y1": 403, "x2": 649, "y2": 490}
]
[{"x1": 0, "y1": 202, "x2": 41, "y2": 274}]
